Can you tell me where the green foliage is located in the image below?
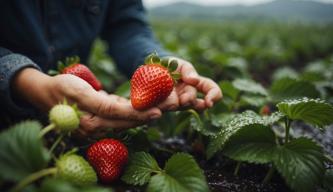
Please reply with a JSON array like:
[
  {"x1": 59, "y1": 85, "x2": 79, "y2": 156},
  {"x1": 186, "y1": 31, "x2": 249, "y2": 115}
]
[
  {"x1": 121, "y1": 152, "x2": 161, "y2": 185},
  {"x1": 223, "y1": 124, "x2": 276, "y2": 164},
  {"x1": 232, "y1": 79, "x2": 268, "y2": 96},
  {"x1": 147, "y1": 153, "x2": 209, "y2": 192},
  {"x1": 189, "y1": 110, "x2": 221, "y2": 136},
  {"x1": 270, "y1": 78, "x2": 320, "y2": 102},
  {"x1": 122, "y1": 152, "x2": 209, "y2": 192},
  {"x1": 114, "y1": 81, "x2": 130, "y2": 98},
  {"x1": 38, "y1": 178, "x2": 113, "y2": 192},
  {"x1": 207, "y1": 111, "x2": 280, "y2": 158},
  {"x1": 277, "y1": 98, "x2": 333, "y2": 128},
  {"x1": 0, "y1": 121, "x2": 50, "y2": 181},
  {"x1": 273, "y1": 138, "x2": 324, "y2": 192}
]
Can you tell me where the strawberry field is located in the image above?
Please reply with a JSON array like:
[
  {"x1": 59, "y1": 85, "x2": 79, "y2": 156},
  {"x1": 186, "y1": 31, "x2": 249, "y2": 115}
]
[{"x1": 1, "y1": 21, "x2": 333, "y2": 192}]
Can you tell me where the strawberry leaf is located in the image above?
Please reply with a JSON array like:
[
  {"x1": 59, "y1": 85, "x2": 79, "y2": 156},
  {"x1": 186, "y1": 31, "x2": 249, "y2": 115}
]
[
  {"x1": 270, "y1": 78, "x2": 320, "y2": 102},
  {"x1": 0, "y1": 121, "x2": 50, "y2": 181},
  {"x1": 207, "y1": 111, "x2": 280, "y2": 158},
  {"x1": 223, "y1": 124, "x2": 276, "y2": 164},
  {"x1": 232, "y1": 78, "x2": 268, "y2": 96},
  {"x1": 219, "y1": 81, "x2": 240, "y2": 101},
  {"x1": 188, "y1": 110, "x2": 221, "y2": 136},
  {"x1": 277, "y1": 98, "x2": 333, "y2": 128},
  {"x1": 121, "y1": 152, "x2": 161, "y2": 185},
  {"x1": 147, "y1": 153, "x2": 209, "y2": 192},
  {"x1": 168, "y1": 60, "x2": 178, "y2": 72},
  {"x1": 161, "y1": 58, "x2": 169, "y2": 68},
  {"x1": 273, "y1": 138, "x2": 324, "y2": 192}
]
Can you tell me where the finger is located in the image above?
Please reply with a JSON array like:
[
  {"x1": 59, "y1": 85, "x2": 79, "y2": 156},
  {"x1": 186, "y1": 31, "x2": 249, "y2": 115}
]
[
  {"x1": 80, "y1": 114, "x2": 143, "y2": 133},
  {"x1": 158, "y1": 89, "x2": 179, "y2": 111},
  {"x1": 98, "y1": 90, "x2": 108, "y2": 96},
  {"x1": 193, "y1": 98, "x2": 207, "y2": 111},
  {"x1": 108, "y1": 94, "x2": 129, "y2": 104},
  {"x1": 205, "y1": 87, "x2": 223, "y2": 108},
  {"x1": 195, "y1": 77, "x2": 223, "y2": 107},
  {"x1": 177, "y1": 85, "x2": 197, "y2": 107},
  {"x1": 73, "y1": 90, "x2": 162, "y2": 121},
  {"x1": 177, "y1": 60, "x2": 200, "y2": 85}
]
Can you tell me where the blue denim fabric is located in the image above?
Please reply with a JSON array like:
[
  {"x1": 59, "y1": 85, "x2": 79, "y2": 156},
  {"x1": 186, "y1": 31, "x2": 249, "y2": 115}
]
[{"x1": 0, "y1": 0, "x2": 168, "y2": 122}]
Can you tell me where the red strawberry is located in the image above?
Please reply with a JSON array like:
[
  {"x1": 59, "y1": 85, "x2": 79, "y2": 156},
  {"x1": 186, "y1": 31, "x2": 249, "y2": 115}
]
[
  {"x1": 260, "y1": 105, "x2": 271, "y2": 116},
  {"x1": 130, "y1": 53, "x2": 180, "y2": 110},
  {"x1": 87, "y1": 138, "x2": 128, "y2": 183},
  {"x1": 49, "y1": 56, "x2": 102, "y2": 91}
]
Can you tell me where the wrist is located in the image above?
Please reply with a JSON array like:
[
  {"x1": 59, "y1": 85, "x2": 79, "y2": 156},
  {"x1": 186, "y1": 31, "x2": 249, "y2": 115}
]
[{"x1": 12, "y1": 67, "x2": 51, "y2": 109}]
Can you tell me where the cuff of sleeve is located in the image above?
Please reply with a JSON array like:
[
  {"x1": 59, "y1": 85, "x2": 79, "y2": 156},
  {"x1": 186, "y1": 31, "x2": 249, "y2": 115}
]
[{"x1": 0, "y1": 53, "x2": 41, "y2": 116}]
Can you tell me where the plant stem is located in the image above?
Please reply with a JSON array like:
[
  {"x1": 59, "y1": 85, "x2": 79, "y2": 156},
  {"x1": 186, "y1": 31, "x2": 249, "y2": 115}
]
[
  {"x1": 49, "y1": 134, "x2": 64, "y2": 154},
  {"x1": 39, "y1": 123, "x2": 56, "y2": 138},
  {"x1": 284, "y1": 118, "x2": 291, "y2": 144},
  {"x1": 11, "y1": 167, "x2": 57, "y2": 192},
  {"x1": 234, "y1": 162, "x2": 241, "y2": 176},
  {"x1": 263, "y1": 165, "x2": 275, "y2": 184}
]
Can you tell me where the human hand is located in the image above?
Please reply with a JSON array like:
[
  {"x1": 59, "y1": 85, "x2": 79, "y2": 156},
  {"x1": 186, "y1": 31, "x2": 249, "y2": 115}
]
[
  {"x1": 13, "y1": 68, "x2": 162, "y2": 134},
  {"x1": 158, "y1": 58, "x2": 222, "y2": 111}
]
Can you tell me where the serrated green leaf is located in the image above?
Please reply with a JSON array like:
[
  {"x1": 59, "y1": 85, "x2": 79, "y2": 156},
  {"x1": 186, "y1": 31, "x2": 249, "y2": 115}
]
[
  {"x1": 277, "y1": 98, "x2": 333, "y2": 128},
  {"x1": 147, "y1": 153, "x2": 209, "y2": 192},
  {"x1": 121, "y1": 152, "x2": 161, "y2": 185},
  {"x1": 232, "y1": 78, "x2": 267, "y2": 96},
  {"x1": 207, "y1": 111, "x2": 281, "y2": 158},
  {"x1": 147, "y1": 174, "x2": 189, "y2": 192},
  {"x1": 270, "y1": 78, "x2": 320, "y2": 102},
  {"x1": 272, "y1": 67, "x2": 299, "y2": 81},
  {"x1": 219, "y1": 81, "x2": 240, "y2": 101},
  {"x1": 207, "y1": 111, "x2": 264, "y2": 158},
  {"x1": 223, "y1": 124, "x2": 276, "y2": 164},
  {"x1": 273, "y1": 138, "x2": 324, "y2": 192},
  {"x1": 0, "y1": 121, "x2": 50, "y2": 181},
  {"x1": 261, "y1": 112, "x2": 284, "y2": 125},
  {"x1": 240, "y1": 95, "x2": 268, "y2": 107},
  {"x1": 188, "y1": 110, "x2": 220, "y2": 136}
]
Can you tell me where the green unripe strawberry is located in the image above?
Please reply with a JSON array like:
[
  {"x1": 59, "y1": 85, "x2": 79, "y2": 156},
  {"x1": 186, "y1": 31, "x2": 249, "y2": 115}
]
[
  {"x1": 56, "y1": 154, "x2": 97, "y2": 186},
  {"x1": 49, "y1": 103, "x2": 80, "y2": 132}
]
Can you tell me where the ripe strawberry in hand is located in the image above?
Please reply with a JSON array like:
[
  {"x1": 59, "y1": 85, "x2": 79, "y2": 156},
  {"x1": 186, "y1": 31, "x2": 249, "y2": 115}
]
[
  {"x1": 130, "y1": 53, "x2": 180, "y2": 110},
  {"x1": 87, "y1": 138, "x2": 128, "y2": 183},
  {"x1": 49, "y1": 56, "x2": 102, "y2": 91}
]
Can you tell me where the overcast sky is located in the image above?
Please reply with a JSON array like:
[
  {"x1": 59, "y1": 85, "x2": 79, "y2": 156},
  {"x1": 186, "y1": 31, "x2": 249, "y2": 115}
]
[{"x1": 143, "y1": 0, "x2": 333, "y2": 8}]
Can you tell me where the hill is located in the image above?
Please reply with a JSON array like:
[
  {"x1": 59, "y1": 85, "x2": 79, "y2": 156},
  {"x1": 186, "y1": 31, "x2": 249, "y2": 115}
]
[{"x1": 149, "y1": 0, "x2": 333, "y2": 23}]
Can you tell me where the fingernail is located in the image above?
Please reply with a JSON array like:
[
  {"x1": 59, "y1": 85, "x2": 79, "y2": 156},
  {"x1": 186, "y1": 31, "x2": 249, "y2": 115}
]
[
  {"x1": 188, "y1": 72, "x2": 197, "y2": 78},
  {"x1": 168, "y1": 105, "x2": 177, "y2": 110},
  {"x1": 150, "y1": 113, "x2": 161, "y2": 120}
]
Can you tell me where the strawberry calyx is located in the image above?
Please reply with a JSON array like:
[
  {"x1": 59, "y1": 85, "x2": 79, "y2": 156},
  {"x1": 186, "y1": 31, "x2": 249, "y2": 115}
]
[
  {"x1": 144, "y1": 52, "x2": 181, "y2": 83},
  {"x1": 48, "y1": 56, "x2": 81, "y2": 75}
]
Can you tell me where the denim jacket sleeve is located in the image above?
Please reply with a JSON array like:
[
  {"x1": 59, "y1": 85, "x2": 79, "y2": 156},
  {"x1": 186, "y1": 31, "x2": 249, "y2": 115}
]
[
  {"x1": 0, "y1": 47, "x2": 41, "y2": 115},
  {"x1": 101, "y1": 0, "x2": 171, "y2": 77}
]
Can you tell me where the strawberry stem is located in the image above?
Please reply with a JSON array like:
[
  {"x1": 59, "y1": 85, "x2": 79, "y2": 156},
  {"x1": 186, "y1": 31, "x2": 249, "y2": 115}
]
[
  {"x1": 49, "y1": 134, "x2": 64, "y2": 154},
  {"x1": 233, "y1": 161, "x2": 241, "y2": 176},
  {"x1": 39, "y1": 123, "x2": 56, "y2": 138},
  {"x1": 11, "y1": 167, "x2": 58, "y2": 192}
]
